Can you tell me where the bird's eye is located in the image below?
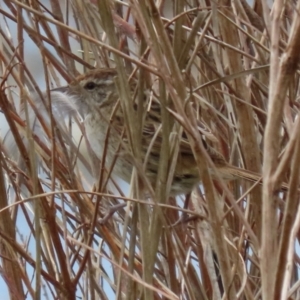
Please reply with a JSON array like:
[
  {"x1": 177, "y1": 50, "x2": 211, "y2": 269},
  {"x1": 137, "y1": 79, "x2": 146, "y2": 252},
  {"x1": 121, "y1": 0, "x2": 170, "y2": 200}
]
[{"x1": 84, "y1": 81, "x2": 97, "y2": 90}]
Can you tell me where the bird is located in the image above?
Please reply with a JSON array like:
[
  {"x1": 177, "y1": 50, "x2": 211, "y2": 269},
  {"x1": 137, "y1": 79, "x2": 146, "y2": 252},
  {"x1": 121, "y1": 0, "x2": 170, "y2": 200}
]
[{"x1": 49, "y1": 68, "x2": 271, "y2": 195}]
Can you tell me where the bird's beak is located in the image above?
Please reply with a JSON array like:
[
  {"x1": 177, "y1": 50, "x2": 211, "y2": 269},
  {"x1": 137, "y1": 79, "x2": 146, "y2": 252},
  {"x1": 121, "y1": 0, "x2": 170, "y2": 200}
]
[
  {"x1": 51, "y1": 86, "x2": 69, "y2": 93},
  {"x1": 50, "y1": 85, "x2": 88, "y2": 118}
]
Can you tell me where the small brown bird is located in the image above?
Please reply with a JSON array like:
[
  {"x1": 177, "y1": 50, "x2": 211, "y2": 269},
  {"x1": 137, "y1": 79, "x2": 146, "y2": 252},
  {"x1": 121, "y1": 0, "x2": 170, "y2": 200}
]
[{"x1": 53, "y1": 68, "x2": 265, "y2": 195}]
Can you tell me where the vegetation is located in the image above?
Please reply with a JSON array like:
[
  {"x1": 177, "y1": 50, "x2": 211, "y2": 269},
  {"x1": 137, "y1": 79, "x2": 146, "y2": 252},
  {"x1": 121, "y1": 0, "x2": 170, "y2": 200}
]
[{"x1": 0, "y1": 0, "x2": 300, "y2": 299}]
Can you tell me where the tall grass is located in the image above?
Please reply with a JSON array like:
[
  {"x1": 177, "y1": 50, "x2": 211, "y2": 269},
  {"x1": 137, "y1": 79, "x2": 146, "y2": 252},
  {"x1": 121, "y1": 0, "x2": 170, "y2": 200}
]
[{"x1": 0, "y1": 0, "x2": 299, "y2": 299}]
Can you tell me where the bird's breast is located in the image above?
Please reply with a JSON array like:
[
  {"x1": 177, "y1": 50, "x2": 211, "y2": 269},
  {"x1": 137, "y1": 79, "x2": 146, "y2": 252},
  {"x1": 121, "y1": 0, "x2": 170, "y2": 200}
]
[{"x1": 85, "y1": 114, "x2": 133, "y2": 182}]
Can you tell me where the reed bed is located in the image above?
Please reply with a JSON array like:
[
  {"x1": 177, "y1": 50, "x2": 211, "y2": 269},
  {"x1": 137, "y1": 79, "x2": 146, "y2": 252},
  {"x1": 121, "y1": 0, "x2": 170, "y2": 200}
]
[{"x1": 0, "y1": 0, "x2": 299, "y2": 299}]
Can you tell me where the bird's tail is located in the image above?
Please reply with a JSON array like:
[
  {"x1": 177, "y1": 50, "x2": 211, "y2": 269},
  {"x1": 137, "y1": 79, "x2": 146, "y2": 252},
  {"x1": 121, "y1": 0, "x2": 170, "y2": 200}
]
[{"x1": 218, "y1": 165, "x2": 289, "y2": 190}]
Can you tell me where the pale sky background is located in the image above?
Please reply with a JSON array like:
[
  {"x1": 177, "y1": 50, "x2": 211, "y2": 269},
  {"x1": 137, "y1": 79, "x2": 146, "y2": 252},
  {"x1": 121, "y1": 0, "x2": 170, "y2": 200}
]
[{"x1": 0, "y1": 2, "x2": 79, "y2": 299}]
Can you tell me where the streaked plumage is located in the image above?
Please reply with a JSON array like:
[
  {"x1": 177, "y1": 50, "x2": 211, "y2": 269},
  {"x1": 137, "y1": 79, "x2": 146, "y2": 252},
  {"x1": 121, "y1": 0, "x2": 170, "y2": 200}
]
[{"x1": 56, "y1": 69, "x2": 268, "y2": 194}]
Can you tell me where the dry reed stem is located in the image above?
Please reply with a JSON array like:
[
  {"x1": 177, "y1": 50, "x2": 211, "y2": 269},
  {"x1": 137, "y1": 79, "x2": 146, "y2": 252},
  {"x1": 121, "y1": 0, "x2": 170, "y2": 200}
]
[{"x1": 0, "y1": 0, "x2": 300, "y2": 299}]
